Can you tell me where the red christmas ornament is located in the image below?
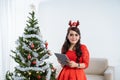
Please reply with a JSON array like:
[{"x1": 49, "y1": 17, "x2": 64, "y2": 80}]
[
  {"x1": 45, "y1": 41, "x2": 48, "y2": 49},
  {"x1": 32, "y1": 60, "x2": 36, "y2": 65},
  {"x1": 37, "y1": 75, "x2": 41, "y2": 79},
  {"x1": 27, "y1": 54, "x2": 31, "y2": 60},
  {"x1": 30, "y1": 43, "x2": 35, "y2": 49}
]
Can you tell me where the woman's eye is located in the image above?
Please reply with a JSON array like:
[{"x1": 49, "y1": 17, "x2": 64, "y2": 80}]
[
  {"x1": 75, "y1": 34, "x2": 78, "y2": 36},
  {"x1": 70, "y1": 34, "x2": 73, "y2": 36}
]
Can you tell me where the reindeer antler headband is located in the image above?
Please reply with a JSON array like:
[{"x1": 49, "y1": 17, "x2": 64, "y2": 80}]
[{"x1": 69, "y1": 20, "x2": 80, "y2": 27}]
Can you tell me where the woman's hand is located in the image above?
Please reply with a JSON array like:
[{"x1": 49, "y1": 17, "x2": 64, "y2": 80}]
[{"x1": 68, "y1": 61, "x2": 78, "y2": 68}]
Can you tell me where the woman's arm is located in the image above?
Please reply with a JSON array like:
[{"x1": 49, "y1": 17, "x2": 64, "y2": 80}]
[
  {"x1": 68, "y1": 61, "x2": 86, "y2": 68},
  {"x1": 81, "y1": 44, "x2": 90, "y2": 69},
  {"x1": 68, "y1": 44, "x2": 90, "y2": 68}
]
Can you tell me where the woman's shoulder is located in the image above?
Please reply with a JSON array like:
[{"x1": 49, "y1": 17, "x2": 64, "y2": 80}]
[
  {"x1": 80, "y1": 44, "x2": 87, "y2": 47},
  {"x1": 80, "y1": 44, "x2": 88, "y2": 49},
  {"x1": 80, "y1": 44, "x2": 89, "y2": 55}
]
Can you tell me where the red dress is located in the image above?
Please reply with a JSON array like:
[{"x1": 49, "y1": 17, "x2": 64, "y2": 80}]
[{"x1": 57, "y1": 44, "x2": 89, "y2": 80}]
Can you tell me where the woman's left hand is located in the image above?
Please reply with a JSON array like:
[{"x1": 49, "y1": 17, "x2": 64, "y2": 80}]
[{"x1": 68, "y1": 61, "x2": 78, "y2": 68}]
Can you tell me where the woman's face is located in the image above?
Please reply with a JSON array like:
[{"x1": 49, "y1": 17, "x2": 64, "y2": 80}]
[{"x1": 67, "y1": 30, "x2": 80, "y2": 45}]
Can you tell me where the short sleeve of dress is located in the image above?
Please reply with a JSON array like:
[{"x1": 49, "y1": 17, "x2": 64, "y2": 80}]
[{"x1": 81, "y1": 44, "x2": 90, "y2": 69}]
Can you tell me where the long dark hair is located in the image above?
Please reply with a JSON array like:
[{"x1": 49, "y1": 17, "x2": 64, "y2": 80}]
[{"x1": 61, "y1": 27, "x2": 82, "y2": 62}]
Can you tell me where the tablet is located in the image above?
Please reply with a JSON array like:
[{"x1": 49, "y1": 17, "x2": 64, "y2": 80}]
[{"x1": 54, "y1": 53, "x2": 70, "y2": 65}]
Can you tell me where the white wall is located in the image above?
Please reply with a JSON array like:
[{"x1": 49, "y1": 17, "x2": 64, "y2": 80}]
[{"x1": 37, "y1": 0, "x2": 120, "y2": 80}]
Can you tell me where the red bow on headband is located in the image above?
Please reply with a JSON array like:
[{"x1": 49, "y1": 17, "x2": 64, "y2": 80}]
[{"x1": 69, "y1": 20, "x2": 80, "y2": 27}]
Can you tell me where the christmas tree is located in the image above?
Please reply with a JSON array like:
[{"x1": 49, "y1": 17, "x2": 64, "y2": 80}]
[{"x1": 5, "y1": 11, "x2": 56, "y2": 80}]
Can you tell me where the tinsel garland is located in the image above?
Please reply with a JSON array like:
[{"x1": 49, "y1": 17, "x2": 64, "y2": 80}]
[
  {"x1": 23, "y1": 34, "x2": 42, "y2": 41},
  {"x1": 14, "y1": 50, "x2": 50, "y2": 67},
  {"x1": 12, "y1": 75, "x2": 25, "y2": 80},
  {"x1": 16, "y1": 50, "x2": 25, "y2": 63},
  {"x1": 16, "y1": 34, "x2": 47, "y2": 52},
  {"x1": 40, "y1": 54, "x2": 49, "y2": 61},
  {"x1": 25, "y1": 27, "x2": 38, "y2": 32},
  {"x1": 15, "y1": 62, "x2": 52, "y2": 80},
  {"x1": 22, "y1": 42, "x2": 38, "y2": 57},
  {"x1": 15, "y1": 38, "x2": 48, "y2": 58}
]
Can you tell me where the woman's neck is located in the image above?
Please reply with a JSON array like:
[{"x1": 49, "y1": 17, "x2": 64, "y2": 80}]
[{"x1": 69, "y1": 44, "x2": 75, "y2": 50}]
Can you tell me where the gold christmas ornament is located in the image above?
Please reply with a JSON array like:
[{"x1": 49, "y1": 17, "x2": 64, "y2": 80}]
[
  {"x1": 28, "y1": 72, "x2": 31, "y2": 75},
  {"x1": 36, "y1": 71, "x2": 39, "y2": 73}
]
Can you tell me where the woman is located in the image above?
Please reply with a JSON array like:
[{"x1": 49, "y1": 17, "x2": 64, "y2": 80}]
[{"x1": 57, "y1": 20, "x2": 90, "y2": 80}]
